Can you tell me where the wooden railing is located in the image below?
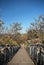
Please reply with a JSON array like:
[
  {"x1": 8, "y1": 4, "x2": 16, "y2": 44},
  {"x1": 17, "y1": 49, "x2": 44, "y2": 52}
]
[
  {"x1": 0, "y1": 44, "x2": 20, "y2": 65},
  {"x1": 26, "y1": 44, "x2": 44, "y2": 65}
]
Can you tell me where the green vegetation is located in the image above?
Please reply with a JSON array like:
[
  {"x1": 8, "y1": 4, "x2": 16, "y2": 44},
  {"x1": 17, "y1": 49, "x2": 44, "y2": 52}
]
[
  {"x1": 27, "y1": 15, "x2": 44, "y2": 44},
  {"x1": 0, "y1": 15, "x2": 44, "y2": 45}
]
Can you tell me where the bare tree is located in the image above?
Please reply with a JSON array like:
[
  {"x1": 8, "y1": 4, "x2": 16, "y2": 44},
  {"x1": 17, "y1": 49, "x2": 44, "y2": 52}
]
[
  {"x1": 0, "y1": 19, "x2": 4, "y2": 34},
  {"x1": 27, "y1": 15, "x2": 44, "y2": 43},
  {"x1": 37, "y1": 15, "x2": 44, "y2": 42},
  {"x1": 10, "y1": 22, "x2": 22, "y2": 34}
]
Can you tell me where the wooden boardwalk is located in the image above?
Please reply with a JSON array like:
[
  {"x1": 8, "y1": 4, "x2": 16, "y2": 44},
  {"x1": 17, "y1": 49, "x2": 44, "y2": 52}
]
[{"x1": 7, "y1": 46, "x2": 35, "y2": 65}]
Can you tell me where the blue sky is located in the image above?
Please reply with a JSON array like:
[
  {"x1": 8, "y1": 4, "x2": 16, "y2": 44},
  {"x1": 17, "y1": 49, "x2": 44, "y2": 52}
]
[{"x1": 0, "y1": 0, "x2": 44, "y2": 33}]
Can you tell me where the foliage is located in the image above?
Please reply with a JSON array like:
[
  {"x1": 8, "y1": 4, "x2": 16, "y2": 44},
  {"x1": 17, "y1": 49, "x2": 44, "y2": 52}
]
[
  {"x1": 0, "y1": 15, "x2": 44, "y2": 45},
  {"x1": 27, "y1": 15, "x2": 44, "y2": 43}
]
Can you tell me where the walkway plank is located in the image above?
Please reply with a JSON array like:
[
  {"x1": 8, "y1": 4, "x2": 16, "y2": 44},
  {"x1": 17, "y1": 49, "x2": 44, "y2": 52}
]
[{"x1": 7, "y1": 47, "x2": 35, "y2": 65}]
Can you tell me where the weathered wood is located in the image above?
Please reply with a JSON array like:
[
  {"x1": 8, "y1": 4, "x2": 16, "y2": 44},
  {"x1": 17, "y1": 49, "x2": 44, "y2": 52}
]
[{"x1": 7, "y1": 47, "x2": 35, "y2": 65}]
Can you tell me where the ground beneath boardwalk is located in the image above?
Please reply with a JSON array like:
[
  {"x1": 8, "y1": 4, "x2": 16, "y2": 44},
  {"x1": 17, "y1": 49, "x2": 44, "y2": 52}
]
[{"x1": 7, "y1": 46, "x2": 35, "y2": 65}]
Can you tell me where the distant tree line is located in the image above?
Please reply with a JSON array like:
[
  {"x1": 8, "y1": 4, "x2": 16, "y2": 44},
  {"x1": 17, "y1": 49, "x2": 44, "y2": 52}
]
[{"x1": 0, "y1": 15, "x2": 44, "y2": 44}]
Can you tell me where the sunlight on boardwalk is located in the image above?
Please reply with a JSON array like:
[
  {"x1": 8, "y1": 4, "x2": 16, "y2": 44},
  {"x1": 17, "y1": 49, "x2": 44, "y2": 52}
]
[{"x1": 7, "y1": 46, "x2": 35, "y2": 65}]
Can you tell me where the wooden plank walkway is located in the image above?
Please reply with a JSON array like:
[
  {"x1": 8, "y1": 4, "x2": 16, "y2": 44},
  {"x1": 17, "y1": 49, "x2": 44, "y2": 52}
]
[{"x1": 7, "y1": 47, "x2": 35, "y2": 65}]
